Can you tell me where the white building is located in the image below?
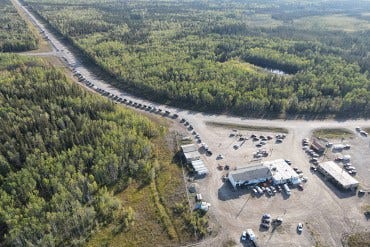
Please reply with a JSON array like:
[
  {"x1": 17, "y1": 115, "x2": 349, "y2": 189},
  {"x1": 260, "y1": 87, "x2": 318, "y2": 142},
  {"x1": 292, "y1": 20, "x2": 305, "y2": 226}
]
[
  {"x1": 191, "y1": 160, "x2": 208, "y2": 176},
  {"x1": 229, "y1": 159, "x2": 301, "y2": 189},
  {"x1": 181, "y1": 144, "x2": 200, "y2": 163},
  {"x1": 264, "y1": 159, "x2": 301, "y2": 185}
]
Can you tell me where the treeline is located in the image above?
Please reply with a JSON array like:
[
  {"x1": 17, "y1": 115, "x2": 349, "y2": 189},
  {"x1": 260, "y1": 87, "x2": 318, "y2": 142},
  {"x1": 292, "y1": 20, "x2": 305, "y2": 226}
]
[
  {"x1": 24, "y1": 0, "x2": 370, "y2": 117},
  {"x1": 0, "y1": 54, "x2": 162, "y2": 246},
  {"x1": 0, "y1": 0, "x2": 37, "y2": 52}
]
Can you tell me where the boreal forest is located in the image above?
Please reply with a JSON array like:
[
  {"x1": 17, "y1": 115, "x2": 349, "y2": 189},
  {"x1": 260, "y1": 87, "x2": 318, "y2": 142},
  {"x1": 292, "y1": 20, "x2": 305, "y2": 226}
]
[
  {"x1": 0, "y1": 0, "x2": 37, "y2": 51},
  {"x1": 0, "y1": 51, "x2": 201, "y2": 246},
  {"x1": 0, "y1": 0, "x2": 204, "y2": 246},
  {"x1": 23, "y1": 0, "x2": 370, "y2": 117}
]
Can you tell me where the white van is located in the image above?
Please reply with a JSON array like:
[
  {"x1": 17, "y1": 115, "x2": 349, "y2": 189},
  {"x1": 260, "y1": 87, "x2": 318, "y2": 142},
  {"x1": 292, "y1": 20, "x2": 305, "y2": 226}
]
[
  {"x1": 246, "y1": 229, "x2": 255, "y2": 241},
  {"x1": 283, "y1": 184, "x2": 291, "y2": 196}
]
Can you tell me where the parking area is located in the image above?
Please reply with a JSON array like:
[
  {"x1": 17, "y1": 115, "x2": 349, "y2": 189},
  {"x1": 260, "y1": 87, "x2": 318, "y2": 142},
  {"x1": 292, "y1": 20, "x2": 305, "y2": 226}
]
[{"x1": 186, "y1": 123, "x2": 370, "y2": 247}]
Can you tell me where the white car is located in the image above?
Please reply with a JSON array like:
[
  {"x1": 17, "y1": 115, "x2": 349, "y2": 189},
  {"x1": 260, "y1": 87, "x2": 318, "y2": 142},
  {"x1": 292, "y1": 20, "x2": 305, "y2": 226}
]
[
  {"x1": 241, "y1": 231, "x2": 247, "y2": 241},
  {"x1": 246, "y1": 229, "x2": 255, "y2": 241},
  {"x1": 297, "y1": 223, "x2": 303, "y2": 233}
]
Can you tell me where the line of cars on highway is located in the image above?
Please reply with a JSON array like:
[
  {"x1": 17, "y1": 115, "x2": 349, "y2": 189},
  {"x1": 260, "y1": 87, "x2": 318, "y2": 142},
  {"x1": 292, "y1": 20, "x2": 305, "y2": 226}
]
[
  {"x1": 73, "y1": 69, "x2": 215, "y2": 163},
  {"x1": 72, "y1": 69, "x2": 180, "y2": 118},
  {"x1": 355, "y1": 127, "x2": 368, "y2": 137}
]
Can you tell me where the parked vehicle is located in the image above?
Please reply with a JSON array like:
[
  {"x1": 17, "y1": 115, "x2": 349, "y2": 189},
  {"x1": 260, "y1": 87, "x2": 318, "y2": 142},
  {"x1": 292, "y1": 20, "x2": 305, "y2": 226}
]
[
  {"x1": 256, "y1": 186, "x2": 263, "y2": 194},
  {"x1": 297, "y1": 223, "x2": 303, "y2": 233},
  {"x1": 262, "y1": 213, "x2": 271, "y2": 219},
  {"x1": 345, "y1": 166, "x2": 356, "y2": 171},
  {"x1": 283, "y1": 184, "x2": 291, "y2": 196},
  {"x1": 270, "y1": 186, "x2": 277, "y2": 193},
  {"x1": 246, "y1": 229, "x2": 255, "y2": 241},
  {"x1": 262, "y1": 218, "x2": 271, "y2": 224},
  {"x1": 348, "y1": 170, "x2": 357, "y2": 175},
  {"x1": 360, "y1": 130, "x2": 368, "y2": 137},
  {"x1": 216, "y1": 154, "x2": 224, "y2": 160},
  {"x1": 272, "y1": 217, "x2": 283, "y2": 225},
  {"x1": 344, "y1": 144, "x2": 351, "y2": 150},
  {"x1": 297, "y1": 184, "x2": 304, "y2": 191},
  {"x1": 358, "y1": 190, "x2": 366, "y2": 196},
  {"x1": 265, "y1": 187, "x2": 273, "y2": 196},
  {"x1": 252, "y1": 188, "x2": 258, "y2": 195},
  {"x1": 276, "y1": 185, "x2": 282, "y2": 192},
  {"x1": 241, "y1": 231, "x2": 247, "y2": 241},
  {"x1": 260, "y1": 223, "x2": 270, "y2": 229}
]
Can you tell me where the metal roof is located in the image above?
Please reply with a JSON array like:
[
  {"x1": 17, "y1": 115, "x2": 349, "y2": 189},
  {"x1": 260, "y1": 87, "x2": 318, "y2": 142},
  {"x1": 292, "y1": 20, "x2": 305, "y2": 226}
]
[
  {"x1": 229, "y1": 164, "x2": 272, "y2": 183},
  {"x1": 184, "y1": 151, "x2": 200, "y2": 161},
  {"x1": 319, "y1": 161, "x2": 359, "y2": 188},
  {"x1": 191, "y1": 160, "x2": 208, "y2": 174},
  {"x1": 181, "y1": 144, "x2": 198, "y2": 153}
]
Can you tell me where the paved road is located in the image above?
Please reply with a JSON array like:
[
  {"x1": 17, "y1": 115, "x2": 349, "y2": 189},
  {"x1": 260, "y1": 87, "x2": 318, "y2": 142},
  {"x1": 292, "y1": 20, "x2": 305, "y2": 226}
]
[
  {"x1": 13, "y1": 0, "x2": 370, "y2": 133},
  {"x1": 13, "y1": 1, "x2": 370, "y2": 246}
]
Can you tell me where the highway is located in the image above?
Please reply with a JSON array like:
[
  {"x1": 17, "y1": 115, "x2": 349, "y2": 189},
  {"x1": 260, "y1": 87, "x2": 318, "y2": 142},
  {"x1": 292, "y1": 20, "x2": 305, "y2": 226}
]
[{"x1": 13, "y1": 0, "x2": 370, "y2": 135}]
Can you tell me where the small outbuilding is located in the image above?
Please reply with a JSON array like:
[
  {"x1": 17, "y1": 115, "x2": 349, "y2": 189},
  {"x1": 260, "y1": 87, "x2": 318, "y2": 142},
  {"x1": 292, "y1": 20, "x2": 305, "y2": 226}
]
[
  {"x1": 181, "y1": 144, "x2": 200, "y2": 163},
  {"x1": 191, "y1": 160, "x2": 208, "y2": 176},
  {"x1": 311, "y1": 137, "x2": 326, "y2": 154}
]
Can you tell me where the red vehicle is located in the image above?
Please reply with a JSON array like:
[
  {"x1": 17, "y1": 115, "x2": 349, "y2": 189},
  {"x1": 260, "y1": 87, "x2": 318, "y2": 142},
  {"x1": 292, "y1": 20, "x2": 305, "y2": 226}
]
[{"x1": 297, "y1": 184, "x2": 304, "y2": 191}]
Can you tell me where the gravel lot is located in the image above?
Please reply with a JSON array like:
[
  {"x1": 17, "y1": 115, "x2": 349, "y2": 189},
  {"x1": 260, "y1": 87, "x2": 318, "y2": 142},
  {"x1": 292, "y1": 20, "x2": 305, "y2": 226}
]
[{"x1": 191, "y1": 124, "x2": 370, "y2": 247}]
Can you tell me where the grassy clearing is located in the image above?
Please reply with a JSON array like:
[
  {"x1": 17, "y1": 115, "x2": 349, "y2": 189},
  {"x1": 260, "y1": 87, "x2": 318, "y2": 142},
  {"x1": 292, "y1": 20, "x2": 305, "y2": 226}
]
[
  {"x1": 87, "y1": 132, "x2": 193, "y2": 246},
  {"x1": 244, "y1": 14, "x2": 283, "y2": 28},
  {"x1": 220, "y1": 59, "x2": 259, "y2": 74},
  {"x1": 293, "y1": 14, "x2": 370, "y2": 32},
  {"x1": 312, "y1": 128, "x2": 354, "y2": 139},
  {"x1": 346, "y1": 232, "x2": 370, "y2": 247},
  {"x1": 206, "y1": 121, "x2": 288, "y2": 133}
]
